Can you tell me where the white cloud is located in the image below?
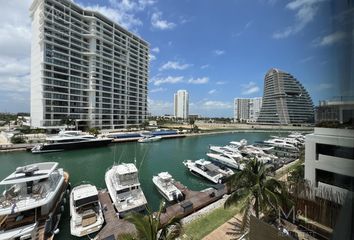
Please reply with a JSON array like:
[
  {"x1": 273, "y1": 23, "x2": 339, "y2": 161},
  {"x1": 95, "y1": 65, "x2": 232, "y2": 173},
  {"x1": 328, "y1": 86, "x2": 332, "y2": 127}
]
[
  {"x1": 159, "y1": 61, "x2": 191, "y2": 71},
  {"x1": 151, "y1": 47, "x2": 160, "y2": 53},
  {"x1": 299, "y1": 56, "x2": 314, "y2": 63},
  {"x1": 216, "y1": 81, "x2": 227, "y2": 85},
  {"x1": 241, "y1": 82, "x2": 260, "y2": 95},
  {"x1": 317, "y1": 83, "x2": 332, "y2": 91},
  {"x1": 314, "y1": 31, "x2": 346, "y2": 47},
  {"x1": 149, "y1": 54, "x2": 156, "y2": 61},
  {"x1": 0, "y1": 0, "x2": 31, "y2": 102},
  {"x1": 273, "y1": 0, "x2": 325, "y2": 39},
  {"x1": 150, "y1": 87, "x2": 166, "y2": 93},
  {"x1": 213, "y1": 49, "x2": 225, "y2": 56},
  {"x1": 148, "y1": 98, "x2": 173, "y2": 115},
  {"x1": 188, "y1": 77, "x2": 209, "y2": 85},
  {"x1": 151, "y1": 12, "x2": 176, "y2": 30},
  {"x1": 153, "y1": 76, "x2": 184, "y2": 86},
  {"x1": 208, "y1": 89, "x2": 217, "y2": 95},
  {"x1": 201, "y1": 64, "x2": 209, "y2": 69},
  {"x1": 201, "y1": 101, "x2": 232, "y2": 110}
]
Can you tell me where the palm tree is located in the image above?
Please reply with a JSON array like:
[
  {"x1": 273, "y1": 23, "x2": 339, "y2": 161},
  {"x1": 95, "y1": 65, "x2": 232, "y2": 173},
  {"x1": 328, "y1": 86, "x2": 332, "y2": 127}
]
[
  {"x1": 121, "y1": 202, "x2": 182, "y2": 240},
  {"x1": 224, "y1": 158, "x2": 288, "y2": 232}
]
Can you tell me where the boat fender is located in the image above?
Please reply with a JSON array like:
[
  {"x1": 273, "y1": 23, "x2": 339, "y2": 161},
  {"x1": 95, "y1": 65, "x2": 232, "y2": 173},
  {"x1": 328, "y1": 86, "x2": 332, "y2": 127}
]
[
  {"x1": 63, "y1": 197, "x2": 67, "y2": 204},
  {"x1": 60, "y1": 205, "x2": 64, "y2": 212},
  {"x1": 54, "y1": 228, "x2": 60, "y2": 235}
]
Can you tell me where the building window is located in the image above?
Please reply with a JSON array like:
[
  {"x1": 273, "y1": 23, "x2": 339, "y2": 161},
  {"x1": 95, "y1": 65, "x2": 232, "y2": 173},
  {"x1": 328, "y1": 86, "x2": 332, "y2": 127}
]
[
  {"x1": 316, "y1": 169, "x2": 354, "y2": 191},
  {"x1": 316, "y1": 143, "x2": 354, "y2": 160}
]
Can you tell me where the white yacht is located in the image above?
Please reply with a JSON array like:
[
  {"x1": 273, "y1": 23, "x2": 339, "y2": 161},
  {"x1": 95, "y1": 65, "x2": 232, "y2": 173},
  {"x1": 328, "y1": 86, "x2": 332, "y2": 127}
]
[
  {"x1": 138, "y1": 135, "x2": 162, "y2": 143},
  {"x1": 152, "y1": 172, "x2": 183, "y2": 202},
  {"x1": 0, "y1": 162, "x2": 69, "y2": 240},
  {"x1": 183, "y1": 159, "x2": 234, "y2": 184},
  {"x1": 70, "y1": 184, "x2": 104, "y2": 237},
  {"x1": 206, "y1": 152, "x2": 243, "y2": 170},
  {"x1": 262, "y1": 138, "x2": 300, "y2": 158},
  {"x1": 105, "y1": 163, "x2": 147, "y2": 217},
  {"x1": 31, "y1": 130, "x2": 112, "y2": 153}
]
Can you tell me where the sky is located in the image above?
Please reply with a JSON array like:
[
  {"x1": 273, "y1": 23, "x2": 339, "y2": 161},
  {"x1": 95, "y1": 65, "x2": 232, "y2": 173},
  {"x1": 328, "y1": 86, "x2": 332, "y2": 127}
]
[{"x1": 0, "y1": 0, "x2": 352, "y2": 117}]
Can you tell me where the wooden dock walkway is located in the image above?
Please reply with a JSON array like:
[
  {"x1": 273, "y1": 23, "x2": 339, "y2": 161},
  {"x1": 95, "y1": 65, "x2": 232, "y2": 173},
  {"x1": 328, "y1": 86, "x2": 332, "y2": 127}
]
[
  {"x1": 95, "y1": 191, "x2": 136, "y2": 240},
  {"x1": 159, "y1": 181, "x2": 226, "y2": 226}
]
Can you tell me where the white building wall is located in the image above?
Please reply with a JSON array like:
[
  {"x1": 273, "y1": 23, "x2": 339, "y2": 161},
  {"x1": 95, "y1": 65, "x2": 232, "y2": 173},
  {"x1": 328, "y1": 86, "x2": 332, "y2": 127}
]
[
  {"x1": 30, "y1": 1, "x2": 44, "y2": 128},
  {"x1": 174, "y1": 90, "x2": 189, "y2": 119},
  {"x1": 305, "y1": 128, "x2": 354, "y2": 197}
]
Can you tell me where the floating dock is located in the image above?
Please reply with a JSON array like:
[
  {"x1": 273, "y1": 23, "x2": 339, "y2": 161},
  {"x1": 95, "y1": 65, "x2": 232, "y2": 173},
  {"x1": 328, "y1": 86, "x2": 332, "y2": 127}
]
[
  {"x1": 159, "y1": 181, "x2": 226, "y2": 225},
  {"x1": 94, "y1": 182, "x2": 226, "y2": 239},
  {"x1": 95, "y1": 190, "x2": 136, "y2": 240}
]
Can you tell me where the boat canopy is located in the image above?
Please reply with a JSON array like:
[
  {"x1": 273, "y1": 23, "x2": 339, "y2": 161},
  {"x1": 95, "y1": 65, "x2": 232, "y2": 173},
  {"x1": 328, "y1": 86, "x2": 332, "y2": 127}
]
[{"x1": 0, "y1": 162, "x2": 58, "y2": 185}]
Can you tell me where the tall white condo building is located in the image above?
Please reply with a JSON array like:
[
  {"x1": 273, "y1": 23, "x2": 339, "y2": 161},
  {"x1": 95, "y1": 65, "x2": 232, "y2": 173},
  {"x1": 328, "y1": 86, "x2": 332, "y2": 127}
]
[
  {"x1": 174, "y1": 90, "x2": 189, "y2": 119},
  {"x1": 30, "y1": 0, "x2": 149, "y2": 129}
]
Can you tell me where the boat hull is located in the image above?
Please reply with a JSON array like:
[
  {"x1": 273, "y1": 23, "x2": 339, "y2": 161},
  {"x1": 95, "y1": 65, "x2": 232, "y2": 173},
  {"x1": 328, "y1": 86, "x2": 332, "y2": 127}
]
[{"x1": 32, "y1": 139, "x2": 112, "y2": 153}]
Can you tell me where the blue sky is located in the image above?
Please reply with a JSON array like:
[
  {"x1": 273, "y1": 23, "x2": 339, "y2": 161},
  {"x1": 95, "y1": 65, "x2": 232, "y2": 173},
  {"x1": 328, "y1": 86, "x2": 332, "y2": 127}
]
[{"x1": 0, "y1": 0, "x2": 352, "y2": 117}]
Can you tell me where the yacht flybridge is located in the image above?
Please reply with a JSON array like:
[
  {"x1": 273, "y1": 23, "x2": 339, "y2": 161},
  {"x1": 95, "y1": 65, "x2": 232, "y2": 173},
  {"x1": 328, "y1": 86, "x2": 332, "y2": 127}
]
[
  {"x1": 105, "y1": 163, "x2": 147, "y2": 217},
  {"x1": 70, "y1": 184, "x2": 104, "y2": 237},
  {"x1": 206, "y1": 152, "x2": 243, "y2": 170},
  {"x1": 152, "y1": 172, "x2": 183, "y2": 202},
  {"x1": 183, "y1": 159, "x2": 234, "y2": 184},
  {"x1": 31, "y1": 130, "x2": 112, "y2": 153},
  {"x1": 0, "y1": 162, "x2": 69, "y2": 240}
]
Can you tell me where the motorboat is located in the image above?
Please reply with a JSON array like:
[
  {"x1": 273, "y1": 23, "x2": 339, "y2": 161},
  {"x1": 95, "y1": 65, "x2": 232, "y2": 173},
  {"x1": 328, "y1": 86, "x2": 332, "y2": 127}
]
[
  {"x1": 206, "y1": 152, "x2": 243, "y2": 170},
  {"x1": 105, "y1": 163, "x2": 147, "y2": 217},
  {"x1": 0, "y1": 162, "x2": 69, "y2": 240},
  {"x1": 70, "y1": 184, "x2": 104, "y2": 237},
  {"x1": 31, "y1": 130, "x2": 112, "y2": 153},
  {"x1": 138, "y1": 135, "x2": 162, "y2": 143},
  {"x1": 183, "y1": 159, "x2": 234, "y2": 184},
  {"x1": 152, "y1": 172, "x2": 183, "y2": 202}
]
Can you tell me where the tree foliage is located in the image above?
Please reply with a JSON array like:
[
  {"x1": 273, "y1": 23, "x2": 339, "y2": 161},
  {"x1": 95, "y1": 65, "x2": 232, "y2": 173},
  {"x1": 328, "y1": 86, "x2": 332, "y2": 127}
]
[
  {"x1": 122, "y1": 202, "x2": 182, "y2": 240},
  {"x1": 225, "y1": 158, "x2": 289, "y2": 233}
]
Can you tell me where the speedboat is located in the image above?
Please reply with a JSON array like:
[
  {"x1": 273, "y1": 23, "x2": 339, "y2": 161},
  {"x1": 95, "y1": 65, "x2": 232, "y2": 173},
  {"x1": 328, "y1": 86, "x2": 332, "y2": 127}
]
[
  {"x1": 152, "y1": 172, "x2": 183, "y2": 202},
  {"x1": 31, "y1": 130, "x2": 112, "y2": 153},
  {"x1": 206, "y1": 152, "x2": 243, "y2": 170},
  {"x1": 105, "y1": 163, "x2": 147, "y2": 217},
  {"x1": 0, "y1": 162, "x2": 69, "y2": 240},
  {"x1": 138, "y1": 135, "x2": 162, "y2": 143},
  {"x1": 183, "y1": 159, "x2": 234, "y2": 184},
  {"x1": 70, "y1": 184, "x2": 104, "y2": 237}
]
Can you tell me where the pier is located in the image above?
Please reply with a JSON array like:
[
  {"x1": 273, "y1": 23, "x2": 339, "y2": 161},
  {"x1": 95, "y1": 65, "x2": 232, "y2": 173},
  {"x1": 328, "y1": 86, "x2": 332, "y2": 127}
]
[
  {"x1": 95, "y1": 190, "x2": 136, "y2": 240},
  {"x1": 94, "y1": 183, "x2": 226, "y2": 239},
  {"x1": 159, "y1": 181, "x2": 226, "y2": 225}
]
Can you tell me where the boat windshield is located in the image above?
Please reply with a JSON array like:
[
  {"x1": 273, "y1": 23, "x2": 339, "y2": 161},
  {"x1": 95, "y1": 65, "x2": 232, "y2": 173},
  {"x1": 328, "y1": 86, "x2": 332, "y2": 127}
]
[{"x1": 74, "y1": 195, "x2": 99, "y2": 208}]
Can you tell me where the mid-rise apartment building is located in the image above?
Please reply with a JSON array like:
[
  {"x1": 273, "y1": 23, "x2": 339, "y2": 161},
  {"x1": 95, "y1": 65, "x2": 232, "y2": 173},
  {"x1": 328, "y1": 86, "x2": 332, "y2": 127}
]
[
  {"x1": 30, "y1": 0, "x2": 149, "y2": 129},
  {"x1": 174, "y1": 90, "x2": 189, "y2": 119},
  {"x1": 234, "y1": 97, "x2": 262, "y2": 123},
  {"x1": 305, "y1": 128, "x2": 354, "y2": 197}
]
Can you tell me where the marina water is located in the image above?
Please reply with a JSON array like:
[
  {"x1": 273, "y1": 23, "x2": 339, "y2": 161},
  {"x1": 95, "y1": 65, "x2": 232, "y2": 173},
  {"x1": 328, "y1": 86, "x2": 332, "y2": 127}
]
[{"x1": 0, "y1": 131, "x2": 286, "y2": 239}]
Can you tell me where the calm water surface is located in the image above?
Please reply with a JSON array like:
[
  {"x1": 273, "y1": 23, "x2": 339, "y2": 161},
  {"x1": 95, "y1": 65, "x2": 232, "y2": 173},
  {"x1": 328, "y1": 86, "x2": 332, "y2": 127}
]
[{"x1": 0, "y1": 131, "x2": 286, "y2": 239}]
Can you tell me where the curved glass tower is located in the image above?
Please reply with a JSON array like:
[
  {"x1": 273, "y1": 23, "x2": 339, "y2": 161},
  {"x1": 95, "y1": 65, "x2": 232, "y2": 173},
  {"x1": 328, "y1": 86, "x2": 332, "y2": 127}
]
[{"x1": 257, "y1": 68, "x2": 314, "y2": 125}]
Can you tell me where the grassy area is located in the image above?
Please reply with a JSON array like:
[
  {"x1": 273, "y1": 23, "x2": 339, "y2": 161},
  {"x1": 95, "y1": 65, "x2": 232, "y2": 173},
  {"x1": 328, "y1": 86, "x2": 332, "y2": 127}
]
[{"x1": 181, "y1": 204, "x2": 241, "y2": 240}]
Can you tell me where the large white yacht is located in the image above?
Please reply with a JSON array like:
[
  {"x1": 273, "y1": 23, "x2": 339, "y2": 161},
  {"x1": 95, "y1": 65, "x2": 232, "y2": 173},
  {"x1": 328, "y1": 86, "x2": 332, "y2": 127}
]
[
  {"x1": 105, "y1": 163, "x2": 147, "y2": 217},
  {"x1": 70, "y1": 184, "x2": 104, "y2": 237},
  {"x1": 31, "y1": 130, "x2": 112, "y2": 153},
  {"x1": 206, "y1": 151, "x2": 243, "y2": 170},
  {"x1": 152, "y1": 172, "x2": 183, "y2": 202},
  {"x1": 0, "y1": 162, "x2": 69, "y2": 240},
  {"x1": 183, "y1": 159, "x2": 234, "y2": 184},
  {"x1": 138, "y1": 135, "x2": 162, "y2": 143}
]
